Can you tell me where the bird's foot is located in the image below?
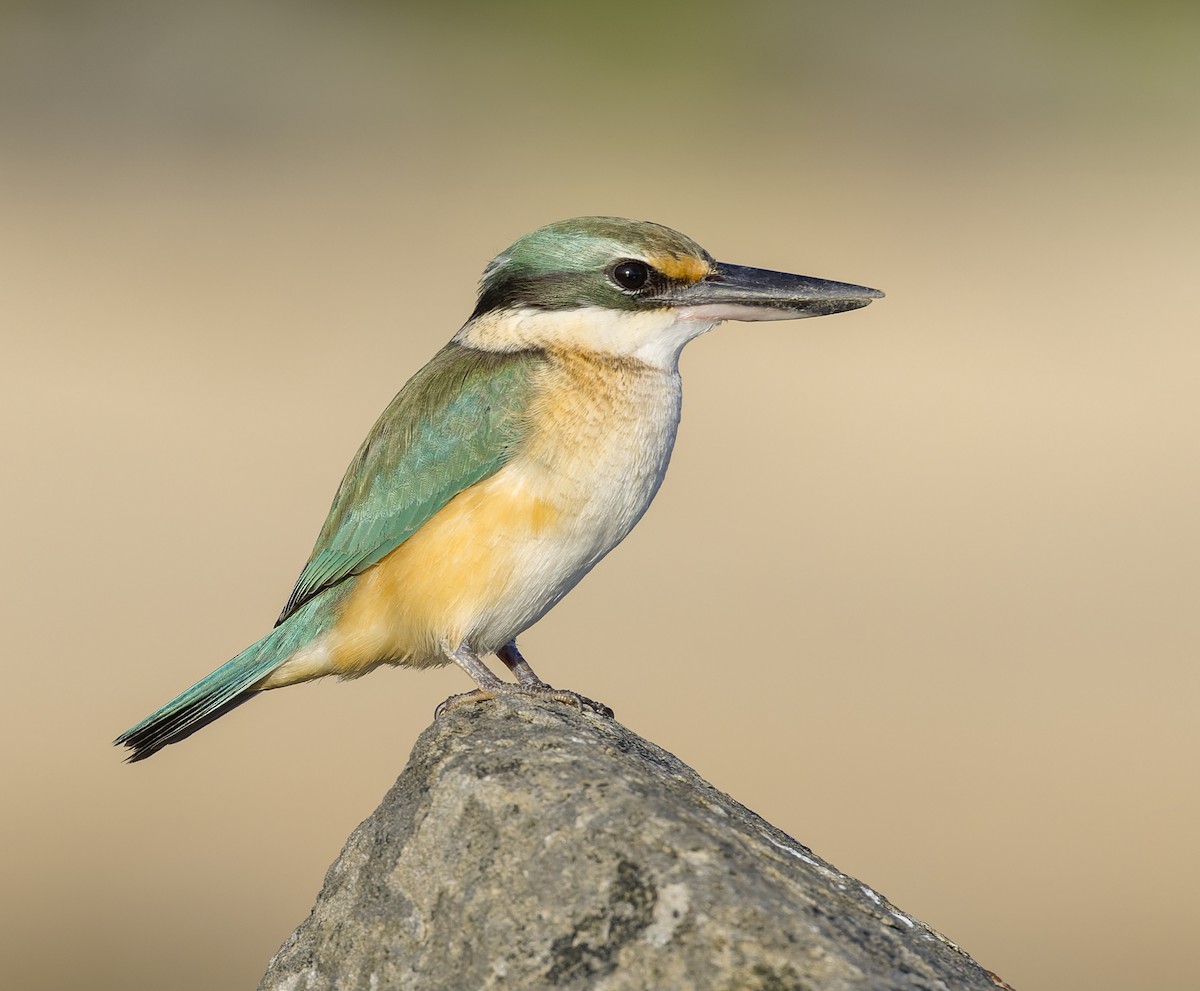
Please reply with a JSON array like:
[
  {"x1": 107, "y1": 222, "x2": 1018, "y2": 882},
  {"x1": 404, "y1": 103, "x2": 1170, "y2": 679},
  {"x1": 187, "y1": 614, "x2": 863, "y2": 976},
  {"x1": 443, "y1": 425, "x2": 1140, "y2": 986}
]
[{"x1": 435, "y1": 683, "x2": 614, "y2": 719}]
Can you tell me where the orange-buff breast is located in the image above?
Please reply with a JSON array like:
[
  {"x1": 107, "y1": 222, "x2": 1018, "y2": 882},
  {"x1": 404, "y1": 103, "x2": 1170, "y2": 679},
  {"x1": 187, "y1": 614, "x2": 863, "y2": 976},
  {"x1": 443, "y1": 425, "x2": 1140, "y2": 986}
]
[{"x1": 327, "y1": 472, "x2": 562, "y2": 674}]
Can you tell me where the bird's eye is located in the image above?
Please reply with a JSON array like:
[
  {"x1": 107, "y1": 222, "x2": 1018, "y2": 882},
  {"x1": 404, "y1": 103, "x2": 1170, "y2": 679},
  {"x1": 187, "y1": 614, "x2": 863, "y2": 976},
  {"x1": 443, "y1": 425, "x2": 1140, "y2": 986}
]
[{"x1": 612, "y1": 261, "x2": 651, "y2": 291}]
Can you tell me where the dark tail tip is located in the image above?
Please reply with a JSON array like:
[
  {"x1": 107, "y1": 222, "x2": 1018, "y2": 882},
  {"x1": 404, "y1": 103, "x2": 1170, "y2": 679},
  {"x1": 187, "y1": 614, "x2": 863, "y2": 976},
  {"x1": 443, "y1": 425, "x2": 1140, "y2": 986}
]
[{"x1": 115, "y1": 691, "x2": 259, "y2": 762}]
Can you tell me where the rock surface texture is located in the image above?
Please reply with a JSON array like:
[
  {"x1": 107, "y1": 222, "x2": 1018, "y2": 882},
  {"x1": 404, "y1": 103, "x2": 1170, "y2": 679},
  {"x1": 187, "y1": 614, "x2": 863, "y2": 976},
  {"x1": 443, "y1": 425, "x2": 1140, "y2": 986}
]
[{"x1": 260, "y1": 696, "x2": 1009, "y2": 991}]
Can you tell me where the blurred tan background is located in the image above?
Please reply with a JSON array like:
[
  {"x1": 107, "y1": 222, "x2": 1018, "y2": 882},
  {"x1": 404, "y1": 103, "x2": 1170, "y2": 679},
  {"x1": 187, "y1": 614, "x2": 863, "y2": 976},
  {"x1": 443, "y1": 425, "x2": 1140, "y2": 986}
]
[{"x1": 3, "y1": 1, "x2": 1198, "y2": 988}]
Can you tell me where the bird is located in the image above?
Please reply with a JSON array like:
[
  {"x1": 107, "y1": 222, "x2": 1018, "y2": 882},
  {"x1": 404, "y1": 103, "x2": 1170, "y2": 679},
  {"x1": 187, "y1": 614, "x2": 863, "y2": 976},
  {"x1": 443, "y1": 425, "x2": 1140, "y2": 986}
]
[{"x1": 115, "y1": 216, "x2": 883, "y2": 761}]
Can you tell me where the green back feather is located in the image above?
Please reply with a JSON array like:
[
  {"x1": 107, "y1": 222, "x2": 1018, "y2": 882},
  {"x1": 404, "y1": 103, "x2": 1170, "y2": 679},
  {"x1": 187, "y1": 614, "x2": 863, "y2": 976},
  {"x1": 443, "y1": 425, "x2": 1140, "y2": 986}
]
[{"x1": 278, "y1": 342, "x2": 546, "y2": 623}]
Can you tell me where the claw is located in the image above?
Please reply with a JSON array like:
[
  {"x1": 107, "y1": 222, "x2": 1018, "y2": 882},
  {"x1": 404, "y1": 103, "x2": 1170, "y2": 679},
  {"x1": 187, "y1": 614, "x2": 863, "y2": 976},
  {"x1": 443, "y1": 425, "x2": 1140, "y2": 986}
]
[{"x1": 433, "y1": 684, "x2": 614, "y2": 719}]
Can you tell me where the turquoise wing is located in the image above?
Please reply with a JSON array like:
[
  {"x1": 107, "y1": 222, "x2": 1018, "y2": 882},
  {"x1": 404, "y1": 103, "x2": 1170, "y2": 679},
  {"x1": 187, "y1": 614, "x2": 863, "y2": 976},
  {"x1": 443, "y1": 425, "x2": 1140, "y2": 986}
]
[{"x1": 277, "y1": 342, "x2": 545, "y2": 623}]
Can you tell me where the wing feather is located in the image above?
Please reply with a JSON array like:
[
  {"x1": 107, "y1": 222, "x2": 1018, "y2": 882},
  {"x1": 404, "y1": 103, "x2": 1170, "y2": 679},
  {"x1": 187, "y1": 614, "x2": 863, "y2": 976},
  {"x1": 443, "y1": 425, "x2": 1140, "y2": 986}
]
[{"x1": 277, "y1": 342, "x2": 545, "y2": 624}]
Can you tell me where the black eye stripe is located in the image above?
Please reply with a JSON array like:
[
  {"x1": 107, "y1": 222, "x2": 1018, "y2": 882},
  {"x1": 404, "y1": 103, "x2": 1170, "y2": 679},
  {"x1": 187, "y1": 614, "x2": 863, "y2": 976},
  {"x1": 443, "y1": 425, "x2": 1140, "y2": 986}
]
[{"x1": 611, "y1": 260, "x2": 651, "y2": 291}]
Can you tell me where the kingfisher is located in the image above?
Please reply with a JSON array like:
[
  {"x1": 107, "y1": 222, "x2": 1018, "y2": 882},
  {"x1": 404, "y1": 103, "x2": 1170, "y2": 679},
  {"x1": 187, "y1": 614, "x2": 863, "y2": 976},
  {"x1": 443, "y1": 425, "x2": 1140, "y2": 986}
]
[{"x1": 116, "y1": 216, "x2": 882, "y2": 761}]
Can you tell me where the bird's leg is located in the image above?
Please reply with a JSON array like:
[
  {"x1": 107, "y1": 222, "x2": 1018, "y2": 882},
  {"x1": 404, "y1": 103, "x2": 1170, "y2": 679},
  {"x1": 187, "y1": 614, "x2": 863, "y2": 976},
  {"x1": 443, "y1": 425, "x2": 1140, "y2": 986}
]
[
  {"x1": 435, "y1": 641, "x2": 506, "y2": 716},
  {"x1": 496, "y1": 642, "x2": 616, "y2": 717},
  {"x1": 444, "y1": 640, "x2": 507, "y2": 690},
  {"x1": 435, "y1": 639, "x2": 614, "y2": 719},
  {"x1": 496, "y1": 640, "x2": 547, "y2": 687}
]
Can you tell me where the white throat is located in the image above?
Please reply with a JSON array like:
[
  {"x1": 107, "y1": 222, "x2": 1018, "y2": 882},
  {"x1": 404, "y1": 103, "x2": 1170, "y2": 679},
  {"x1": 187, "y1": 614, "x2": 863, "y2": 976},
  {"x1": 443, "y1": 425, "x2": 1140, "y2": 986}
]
[{"x1": 455, "y1": 306, "x2": 720, "y2": 370}]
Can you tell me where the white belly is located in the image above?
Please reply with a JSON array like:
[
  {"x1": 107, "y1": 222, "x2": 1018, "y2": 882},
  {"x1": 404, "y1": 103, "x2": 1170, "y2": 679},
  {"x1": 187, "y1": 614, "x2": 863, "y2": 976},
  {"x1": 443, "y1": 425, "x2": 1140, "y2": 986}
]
[{"x1": 463, "y1": 354, "x2": 683, "y2": 651}]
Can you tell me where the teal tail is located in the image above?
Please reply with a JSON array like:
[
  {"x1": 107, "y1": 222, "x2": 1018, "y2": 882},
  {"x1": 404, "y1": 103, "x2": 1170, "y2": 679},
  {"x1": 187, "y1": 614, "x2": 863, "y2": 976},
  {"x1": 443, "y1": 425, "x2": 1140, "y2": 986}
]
[{"x1": 115, "y1": 592, "x2": 343, "y2": 762}]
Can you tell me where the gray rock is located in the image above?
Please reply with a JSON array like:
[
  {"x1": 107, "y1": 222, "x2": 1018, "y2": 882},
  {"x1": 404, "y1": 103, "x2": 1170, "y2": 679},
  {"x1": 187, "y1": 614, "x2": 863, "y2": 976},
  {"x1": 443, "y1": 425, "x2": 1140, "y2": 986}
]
[{"x1": 260, "y1": 696, "x2": 1010, "y2": 991}]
